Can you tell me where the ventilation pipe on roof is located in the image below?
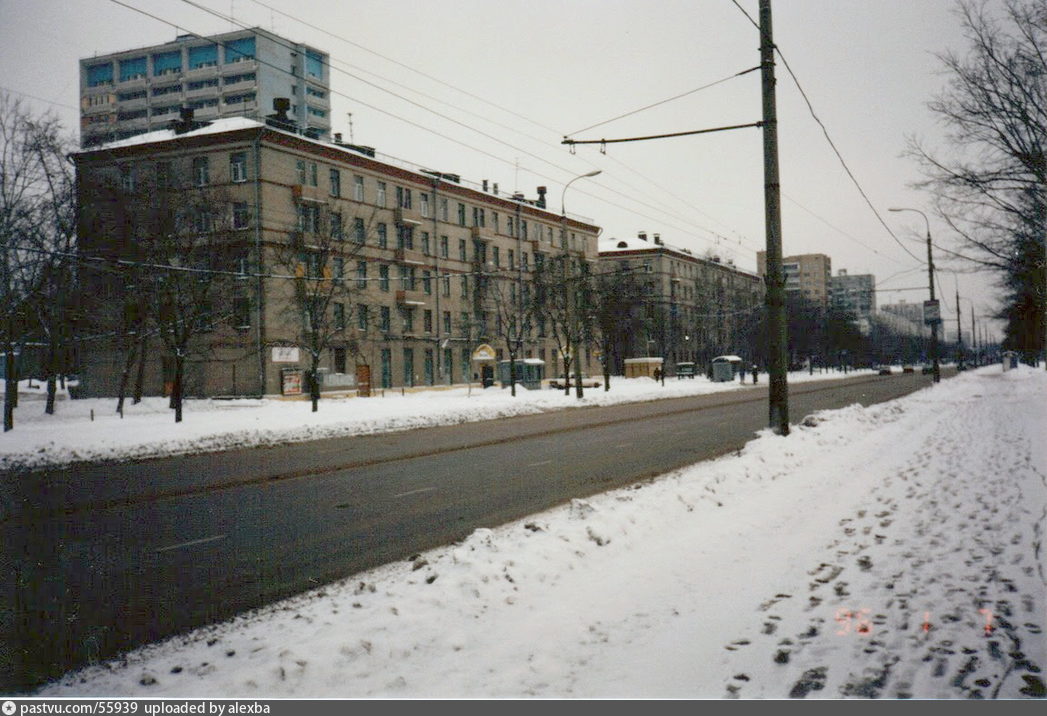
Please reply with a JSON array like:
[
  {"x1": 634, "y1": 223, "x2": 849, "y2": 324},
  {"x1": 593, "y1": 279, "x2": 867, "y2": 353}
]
[
  {"x1": 638, "y1": 231, "x2": 647, "y2": 241},
  {"x1": 536, "y1": 186, "x2": 547, "y2": 209}
]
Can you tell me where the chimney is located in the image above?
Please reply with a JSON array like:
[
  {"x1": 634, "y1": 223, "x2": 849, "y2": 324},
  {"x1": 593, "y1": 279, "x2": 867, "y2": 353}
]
[
  {"x1": 653, "y1": 233, "x2": 662, "y2": 245},
  {"x1": 170, "y1": 106, "x2": 207, "y2": 135},
  {"x1": 482, "y1": 179, "x2": 489, "y2": 192},
  {"x1": 638, "y1": 231, "x2": 647, "y2": 241},
  {"x1": 536, "y1": 186, "x2": 547, "y2": 209},
  {"x1": 333, "y1": 132, "x2": 343, "y2": 144},
  {"x1": 493, "y1": 182, "x2": 499, "y2": 196},
  {"x1": 273, "y1": 97, "x2": 290, "y2": 120}
]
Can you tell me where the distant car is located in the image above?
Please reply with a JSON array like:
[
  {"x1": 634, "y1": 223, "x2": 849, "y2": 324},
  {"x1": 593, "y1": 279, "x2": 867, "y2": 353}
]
[
  {"x1": 877, "y1": 365, "x2": 892, "y2": 375},
  {"x1": 922, "y1": 363, "x2": 935, "y2": 374},
  {"x1": 902, "y1": 364, "x2": 915, "y2": 373}
]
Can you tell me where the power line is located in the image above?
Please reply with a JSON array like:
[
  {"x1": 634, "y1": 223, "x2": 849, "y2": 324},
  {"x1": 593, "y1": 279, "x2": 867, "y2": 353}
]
[{"x1": 565, "y1": 66, "x2": 760, "y2": 138}]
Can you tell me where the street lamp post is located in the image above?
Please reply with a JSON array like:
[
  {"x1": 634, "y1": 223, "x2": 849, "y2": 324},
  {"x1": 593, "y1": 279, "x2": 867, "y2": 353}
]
[
  {"x1": 561, "y1": 170, "x2": 601, "y2": 399},
  {"x1": 888, "y1": 207, "x2": 940, "y2": 383}
]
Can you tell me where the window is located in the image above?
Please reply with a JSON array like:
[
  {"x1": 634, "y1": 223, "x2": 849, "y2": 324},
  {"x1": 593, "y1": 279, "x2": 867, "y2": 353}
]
[
  {"x1": 224, "y1": 37, "x2": 255, "y2": 63},
  {"x1": 306, "y1": 49, "x2": 324, "y2": 78},
  {"x1": 420, "y1": 193, "x2": 430, "y2": 217},
  {"x1": 424, "y1": 310, "x2": 433, "y2": 333},
  {"x1": 330, "y1": 212, "x2": 343, "y2": 240},
  {"x1": 521, "y1": 220, "x2": 528, "y2": 240},
  {"x1": 421, "y1": 232, "x2": 431, "y2": 256},
  {"x1": 224, "y1": 72, "x2": 255, "y2": 85},
  {"x1": 508, "y1": 249, "x2": 515, "y2": 270},
  {"x1": 377, "y1": 181, "x2": 386, "y2": 207},
  {"x1": 493, "y1": 212, "x2": 500, "y2": 234},
  {"x1": 440, "y1": 236, "x2": 449, "y2": 258},
  {"x1": 354, "y1": 217, "x2": 366, "y2": 244},
  {"x1": 460, "y1": 312, "x2": 470, "y2": 337},
  {"x1": 119, "y1": 57, "x2": 147, "y2": 82},
  {"x1": 492, "y1": 246, "x2": 500, "y2": 267},
  {"x1": 440, "y1": 198, "x2": 449, "y2": 221},
  {"x1": 329, "y1": 168, "x2": 341, "y2": 197},
  {"x1": 155, "y1": 162, "x2": 170, "y2": 190},
  {"x1": 232, "y1": 292, "x2": 251, "y2": 328},
  {"x1": 377, "y1": 223, "x2": 387, "y2": 249},
  {"x1": 403, "y1": 348, "x2": 414, "y2": 386},
  {"x1": 357, "y1": 304, "x2": 369, "y2": 332},
  {"x1": 380, "y1": 306, "x2": 391, "y2": 333},
  {"x1": 120, "y1": 165, "x2": 134, "y2": 192},
  {"x1": 458, "y1": 239, "x2": 467, "y2": 262},
  {"x1": 194, "y1": 207, "x2": 212, "y2": 233},
  {"x1": 508, "y1": 217, "x2": 515, "y2": 238},
  {"x1": 442, "y1": 276, "x2": 450, "y2": 297},
  {"x1": 306, "y1": 86, "x2": 326, "y2": 98},
  {"x1": 193, "y1": 156, "x2": 209, "y2": 186},
  {"x1": 353, "y1": 175, "x2": 364, "y2": 201},
  {"x1": 457, "y1": 203, "x2": 466, "y2": 226},
  {"x1": 187, "y1": 78, "x2": 219, "y2": 91},
  {"x1": 232, "y1": 202, "x2": 249, "y2": 229},
  {"x1": 443, "y1": 311, "x2": 452, "y2": 334},
  {"x1": 188, "y1": 44, "x2": 218, "y2": 69},
  {"x1": 230, "y1": 152, "x2": 248, "y2": 183},
  {"x1": 334, "y1": 303, "x2": 345, "y2": 331},
  {"x1": 86, "y1": 63, "x2": 113, "y2": 87},
  {"x1": 333, "y1": 257, "x2": 345, "y2": 283},
  {"x1": 402, "y1": 308, "x2": 415, "y2": 333},
  {"x1": 298, "y1": 204, "x2": 320, "y2": 233},
  {"x1": 522, "y1": 253, "x2": 529, "y2": 271},
  {"x1": 396, "y1": 186, "x2": 412, "y2": 209},
  {"x1": 423, "y1": 270, "x2": 432, "y2": 295},
  {"x1": 334, "y1": 347, "x2": 347, "y2": 374},
  {"x1": 381, "y1": 349, "x2": 392, "y2": 388},
  {"x1": 117, "y1": 90, "x2": 146, "y2": 101},
  {"x1": 460, "y1": 275, "x2": 469, "y2": 297},
  {"x1": 307, "y1": 107, "x2": 326, "y2": 118},
  {"x1": 296, "y1": 159, "x2": 317, "y2": 186},
  {"x1": 379, "y1": 264, "x2": 390, "y2": 291},
  {"x1": 472, "y1": 207, "x2": 485, "y2": 227},
  {"x1": 356, "y1": 261, "x2": 367, "y2": 289}
]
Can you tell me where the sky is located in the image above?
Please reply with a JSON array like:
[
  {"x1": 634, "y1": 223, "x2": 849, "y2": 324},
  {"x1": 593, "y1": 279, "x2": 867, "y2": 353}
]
[
  {"x1": 0, "y1": 0, "x2": 1007, "y2": 340},
  {"x1": 33, "y1": 365, "x2": 1047, "y2": 698}
]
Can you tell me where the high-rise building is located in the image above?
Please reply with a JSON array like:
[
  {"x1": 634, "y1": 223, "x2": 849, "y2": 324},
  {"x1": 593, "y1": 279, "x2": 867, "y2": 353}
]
[
  {"x1": 79, "y1": 28, "x2": 330, "y2": 147},
  {"x1": 830, "y1": 269, "x2": 876, "y2": 320},
  {"x1": 756, "y1": 252, "x2": 832, "y2": 309}
]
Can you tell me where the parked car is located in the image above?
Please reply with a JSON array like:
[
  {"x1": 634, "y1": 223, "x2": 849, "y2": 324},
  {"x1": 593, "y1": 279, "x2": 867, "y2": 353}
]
[
  {"x1": 877, "y1": 365, "x2": 893, "y2": 375},
  {"x1": 902, "y1": 364, "x2": 915, "y2": 373},
  {"x1": 922, "y1": 363, "x2": 935, "y2": 374}
]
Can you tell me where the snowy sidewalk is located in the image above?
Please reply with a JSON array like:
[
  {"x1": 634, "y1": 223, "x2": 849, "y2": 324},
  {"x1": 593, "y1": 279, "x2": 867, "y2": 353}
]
[{"x1": 37, "y1": 366, "x2": 1046, "y2": 699}]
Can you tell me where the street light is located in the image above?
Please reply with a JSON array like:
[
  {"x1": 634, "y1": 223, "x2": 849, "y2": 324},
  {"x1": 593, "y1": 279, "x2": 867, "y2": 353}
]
[
  {"x1": 888, "y1": 207, "x2": 940, "y2": 383},
  {"x1": 561, "y1": 169, "x2": 602, "y2": 398}
]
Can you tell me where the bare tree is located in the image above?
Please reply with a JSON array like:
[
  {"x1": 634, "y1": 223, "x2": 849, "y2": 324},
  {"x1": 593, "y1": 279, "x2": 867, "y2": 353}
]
[
  {"x1": 482, "y1": 266, "x2": 535, "y2": 396},
  {"x1": 591, "y1": 265, "x2": 646, "y2": 390},
  {"x1": 909, "y1": 0, "x2": 1046, "y2": 361},
  {"x1": 0, "y1": 93, "x2": 76, "y2": 430},
  {"x1": 272, "y1": 206, "x2": 370, "y2": 411},
  {"x1": 533, "y1": 252, "x2": 583, "y2": 396}
]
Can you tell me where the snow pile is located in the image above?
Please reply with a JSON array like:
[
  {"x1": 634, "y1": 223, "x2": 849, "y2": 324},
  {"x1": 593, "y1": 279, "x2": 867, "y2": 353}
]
[
  {"x1": 38, "y1": 366, "x2": 1047, "y2": 698},
  {"x1": 1, "y1": 369, "x2": 874, "y2": 471}
]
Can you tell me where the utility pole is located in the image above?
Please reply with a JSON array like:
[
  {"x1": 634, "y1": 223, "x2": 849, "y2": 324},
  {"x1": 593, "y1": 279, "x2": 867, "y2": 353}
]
[
  {"x1": 955, "y1": 283, "x2": 963, "y2": 366},
  {"x1": 760, "y1": 0, "x2": 789, "y2": 435}
]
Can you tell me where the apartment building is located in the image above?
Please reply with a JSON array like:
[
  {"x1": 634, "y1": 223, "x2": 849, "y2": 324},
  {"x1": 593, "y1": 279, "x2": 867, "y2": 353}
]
[
  {"x1": 756, "y1": 251, "x2": 832, "y2": 309},
  {"x1": 830, "y1": 269, "x2": 876, "y2": 320},
  {"x1": 599, "y1": 233, "x2": 765, "y2": 373},
  {"x1": 72, "y1": 113, "x2": 600, "y2": 397},
  {"x1": 79, "y1": 28, "x2": 330, "y2": 147}
]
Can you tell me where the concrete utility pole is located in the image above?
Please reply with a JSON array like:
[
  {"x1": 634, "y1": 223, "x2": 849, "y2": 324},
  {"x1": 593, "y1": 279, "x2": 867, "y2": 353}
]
[
  {"x1": 889, "y1": 207, "x2": 940, "y2": 383},
  {"x1": 760, "y1": 0, "x2": 789, "y2": 435},
  {"x1": 956, "y1": 283, "x2": 963, "y2": 365}
]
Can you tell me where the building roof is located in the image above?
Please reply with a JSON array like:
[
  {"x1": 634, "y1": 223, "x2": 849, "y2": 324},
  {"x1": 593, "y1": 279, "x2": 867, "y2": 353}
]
[
  {"x1": 85, "y1": 117, "x2": 264, "y2": 151},
  {"x1": 598, "y1": 236, "x2": 760, "y2": 279}
]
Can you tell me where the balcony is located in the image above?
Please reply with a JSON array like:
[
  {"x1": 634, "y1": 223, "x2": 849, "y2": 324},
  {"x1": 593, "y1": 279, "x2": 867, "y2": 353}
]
[
  {"x1": 470, "y1": 225, "x2": 498, "y2": 241},
  {"x1": 393, "y1": 248, "x2": 427, "y2": 265},
  {"x1": 292, "y1": 184, "x2": 327, "y2": 204},
  {"x1": 394, "y1": 207, "x2": 422, "y2": 226},
  {"x1": 395, "y1": 289, "x2": 427, "y2": 307}
]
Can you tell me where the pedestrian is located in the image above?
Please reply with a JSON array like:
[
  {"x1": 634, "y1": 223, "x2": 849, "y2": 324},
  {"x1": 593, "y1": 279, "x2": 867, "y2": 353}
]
[
  {"x1": 752, "y1": 364, "x2": 758, "y2": 384},
  {"x1": 739, "y1": 366, "x2": 745, "y2": 384},
  {"x1": 653, "y1": 367, "x2": 662, "y2": 382}
]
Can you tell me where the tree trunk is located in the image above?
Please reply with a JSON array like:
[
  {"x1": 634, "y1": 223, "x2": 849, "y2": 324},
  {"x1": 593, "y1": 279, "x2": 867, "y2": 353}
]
[
  {"x1": 602, "y1": 343, "x2": 611, "y2": 391},
  {"x1": 132, "y1": 335, "x2": 147, "y2": 404},
  {"x1": 310, "y1": 359, "x2": 320, "y2": 413},
  {"x1": 4, "y1": 348, "x2": 14, "y2": 431},
  {"x1": 173, "y1": 353, "x2": 184, "y2": 423},
  {"x1": 561, "y1": 355, "x2": 571, "y2": 396},
  {"x1": 45, "y1": 341, "x2": 58, "y2": 415},
  {"x1": 509, "y1": 354, "x2": 517, "y2": 397},
  {"x1": 116, "y1": 339, "x2": 137, "y2": 416}
]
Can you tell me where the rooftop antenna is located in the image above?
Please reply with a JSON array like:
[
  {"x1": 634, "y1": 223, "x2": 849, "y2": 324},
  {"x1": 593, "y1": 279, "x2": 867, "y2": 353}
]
[
  {"x1": 514, "y1": 158, "x2": 520, "y2": 193},
  {"x1": 347, "y1": 112, "x2": 355, "y2": 144}
]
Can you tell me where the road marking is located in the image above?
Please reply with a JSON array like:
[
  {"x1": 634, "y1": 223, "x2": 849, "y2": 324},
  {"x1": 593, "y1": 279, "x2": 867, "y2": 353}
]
[
  {"x1": 615, "y1": 442, "x2": 633, "y2": 448},
  {"x1": 156, "y1": 534, "x2": 226, "y2": 553},
  {"x1": 527, "y1": 460, "x2": 552, "y2": 467},
  {"x1": 392, "y1": 487, "x2": 436, "y2": 499}
]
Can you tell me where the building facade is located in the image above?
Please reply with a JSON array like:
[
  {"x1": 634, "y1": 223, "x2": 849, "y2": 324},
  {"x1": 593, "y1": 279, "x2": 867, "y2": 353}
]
[
  {"x1": 830, "y1": 269, "x2": 876, "y2": 320},
  {"x1": 73, "y1": 116, "x2": 601, "y2": 397},
  {"x1": 599, "y1": 233, "x2": 765, "y2": 373},
  {"x1": 757, "y1": 251, "x2": 832, "y2": 309},
  {"x1": 80, "y1": 28, "x2": 331, "y2": 148}
]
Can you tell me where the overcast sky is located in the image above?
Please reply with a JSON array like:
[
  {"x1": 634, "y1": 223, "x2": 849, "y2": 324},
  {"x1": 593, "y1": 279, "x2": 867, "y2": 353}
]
[{"x1": 1, "y1": 0, "x2": 1007, "y2": 339}]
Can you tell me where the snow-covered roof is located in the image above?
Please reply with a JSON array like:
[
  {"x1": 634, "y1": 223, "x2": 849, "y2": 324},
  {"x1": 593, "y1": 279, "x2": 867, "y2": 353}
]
[
  {"x1": 598, "y1": 237, "x2": 664, "y2": 253},
  {"x1": 87, "y1": 117, "x2": 265, "y2": 151}
]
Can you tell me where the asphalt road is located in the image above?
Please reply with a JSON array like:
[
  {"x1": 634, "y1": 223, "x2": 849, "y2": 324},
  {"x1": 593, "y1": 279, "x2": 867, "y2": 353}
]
[{"x1": 1, "y1": 370, "x2": 944, "y2": 692}]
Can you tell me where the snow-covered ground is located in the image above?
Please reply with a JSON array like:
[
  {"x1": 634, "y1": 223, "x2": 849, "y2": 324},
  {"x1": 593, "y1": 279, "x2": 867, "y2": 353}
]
[
  {"x1": 36, "y1": 365, "x2": 1046, "y2": 699},
  {"x1": 1, "y1": 368, "x2": 872, "y2": 471}
]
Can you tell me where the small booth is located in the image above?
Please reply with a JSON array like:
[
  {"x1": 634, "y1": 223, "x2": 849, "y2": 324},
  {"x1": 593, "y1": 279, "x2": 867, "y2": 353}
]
[
  {"x1": 1002, "y1": 350, "x2": 1019, "y2": 371},
  {"x1": 624, "y1": 357, "x2": 664, "y2": 379},
  {"x1": 498, "y1": 358, "x2": 545, "y2": 390},
  {"x1": 710, "y1": 355, "x2": 743, "y2": 382},
  {"x1": 471, "y1": 343, "x2": 497, "y2": 388}
]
